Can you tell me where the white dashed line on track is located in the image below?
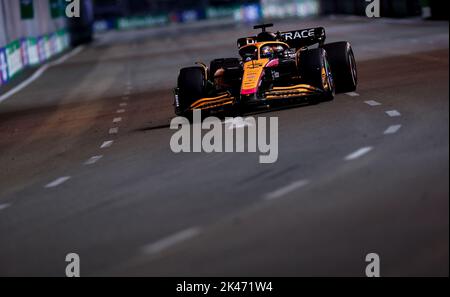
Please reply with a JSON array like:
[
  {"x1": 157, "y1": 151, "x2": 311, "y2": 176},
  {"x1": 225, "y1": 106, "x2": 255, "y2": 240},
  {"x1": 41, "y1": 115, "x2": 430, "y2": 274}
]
[
  {"x1": 346, "y1": 92, "x2": 360, "y2": 97},
  {"x1": 117, "y1": 109, "x2": 126, "y2": 114},
  {"x1": 365, "y1": 100, "x2": 382, "y2": 106},
  {"x1": 101, "y1": 140, "x2": 114, "y2": 148},
  {"x1": 113, "y1": 117, "x2": 122, "y2": 123},
  {"x1": 264, "y1": 179, "x2": 310, "y2": 201},
  {"x1": 384, "y1": 125, "x2": 402, "y2": 135},
  {"x1": 386, "y1": 110, "x2": 402, "y2": 117},
  {"x1": 141, "y1": 228, "x2": 201, "y2": 255},
  {"x1": 119, "y1": 103, "x2": 128, "y2": 107},
  {"x1": 0, "y1": 204, "x2": 11, "y2": 211},
  {"x1": 45, "y1": 176, "x2": 71, "y2": 188},
  {"x1": 109, "y1": 127, "x2": 119, "y2": 135},
  {"x1": 84, "y1": 155, "x2": 103, "y2": 165},
  {"x1": 345, "y1": 147, "x2": 373, "y2": 161}
]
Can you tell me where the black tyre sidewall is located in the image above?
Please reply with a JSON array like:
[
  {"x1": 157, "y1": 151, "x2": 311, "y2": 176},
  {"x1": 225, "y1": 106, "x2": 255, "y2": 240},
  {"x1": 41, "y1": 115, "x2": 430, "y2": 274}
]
[
  {"x1": 177, "y1": 67, "x2": 206, "y2": 113},
  {"x1": 299, "y1": 48, "x2": 335, "y2": 101},
  {"x1": 323, "y1": 41, "x2": 358, "y2": 93}
]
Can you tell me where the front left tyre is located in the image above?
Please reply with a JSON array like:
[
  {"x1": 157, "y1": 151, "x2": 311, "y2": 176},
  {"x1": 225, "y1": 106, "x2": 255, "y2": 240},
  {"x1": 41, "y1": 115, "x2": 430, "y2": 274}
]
[{"x1": 175, "y1": 66, "x2": 207, "y2": 116}]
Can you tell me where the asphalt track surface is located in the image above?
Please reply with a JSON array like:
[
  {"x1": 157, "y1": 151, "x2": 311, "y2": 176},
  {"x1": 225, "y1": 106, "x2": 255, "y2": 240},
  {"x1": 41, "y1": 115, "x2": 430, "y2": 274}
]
[{"x1": 0, "y1": 17, "x2": 448, "y2": 277}]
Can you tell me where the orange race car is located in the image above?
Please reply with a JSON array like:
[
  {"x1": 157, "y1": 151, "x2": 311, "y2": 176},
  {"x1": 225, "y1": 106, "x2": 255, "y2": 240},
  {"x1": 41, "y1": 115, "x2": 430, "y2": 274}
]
[{"x1": 173, "y1": 24, "x2": 357, "y2": 116}]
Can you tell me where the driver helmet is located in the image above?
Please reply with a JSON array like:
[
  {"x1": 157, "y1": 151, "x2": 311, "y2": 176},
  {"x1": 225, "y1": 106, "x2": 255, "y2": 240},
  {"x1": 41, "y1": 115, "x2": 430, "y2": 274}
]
[
  {"x1": 261, "y1": 45, "x2": 275, "y2": 59},
  {"x1": 273, "y1": 45, "x2": 284, "y2": 54}
]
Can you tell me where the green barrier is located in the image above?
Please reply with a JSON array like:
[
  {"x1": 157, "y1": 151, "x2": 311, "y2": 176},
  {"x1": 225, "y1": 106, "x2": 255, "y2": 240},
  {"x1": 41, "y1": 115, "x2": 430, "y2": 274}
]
[
  {"x1": 206, "y1": 5, "x2": 241, "y2": 19},
  {"x1": 5, "y1": 40, "x2": 23, "y2": 79},
  {"x1": 117, "y1": 15, "x2": 169, "y2": 30},
  {"x1": 1, "y1": 29, "x2": 70, "y2": 87}
]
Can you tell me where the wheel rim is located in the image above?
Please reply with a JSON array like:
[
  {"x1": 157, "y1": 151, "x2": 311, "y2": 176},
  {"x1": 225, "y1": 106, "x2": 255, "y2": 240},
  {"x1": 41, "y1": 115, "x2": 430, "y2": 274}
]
[
  {"x1": 324, "y1": 55, "x2": 335, "y2": 94},
  {"x1": 348, "y1": 50, "x2": 357, "y2": 86}
]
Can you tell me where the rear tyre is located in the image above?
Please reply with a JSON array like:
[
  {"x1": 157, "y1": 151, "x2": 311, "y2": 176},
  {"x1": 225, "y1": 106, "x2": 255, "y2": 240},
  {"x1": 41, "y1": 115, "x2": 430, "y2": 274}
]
[
  {"x1": 322, "y1": 41, "x2": 357, "y2": 93},
  {"x1": 176, "y1": 67, "x2": 207, "y2": 116},
  {"x1": 299, "y1": 48, "x2": 335, "y2": 102}
]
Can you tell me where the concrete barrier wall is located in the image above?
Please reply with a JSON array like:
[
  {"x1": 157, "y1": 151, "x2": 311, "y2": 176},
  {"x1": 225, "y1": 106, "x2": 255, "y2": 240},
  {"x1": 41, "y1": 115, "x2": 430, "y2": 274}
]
[
  {"x1": 0, "y1": 0, "x2": 66, "y2": 46},
  {"x1": 0, "y1": 0, "x2": 69, "y2": 87}
]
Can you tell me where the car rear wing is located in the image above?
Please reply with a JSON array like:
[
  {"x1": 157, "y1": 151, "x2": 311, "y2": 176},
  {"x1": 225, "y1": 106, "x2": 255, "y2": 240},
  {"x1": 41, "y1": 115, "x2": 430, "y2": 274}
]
[
  {"x1": 237, "y1": 27, "x2": 326, "y2": 50},
  {"x1": 280, "y1": 27, "x2": 326, "y2": 49}
]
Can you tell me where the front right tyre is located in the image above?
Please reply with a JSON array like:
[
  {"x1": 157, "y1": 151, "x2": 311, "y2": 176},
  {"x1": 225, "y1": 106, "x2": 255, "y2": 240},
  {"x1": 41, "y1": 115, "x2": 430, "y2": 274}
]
[
  {"x1": 322, "y1": 41, "x2": 358, "y2": 93},
  {"x1": 299, "y1": 48, "x2": 335, "y2": 102}
]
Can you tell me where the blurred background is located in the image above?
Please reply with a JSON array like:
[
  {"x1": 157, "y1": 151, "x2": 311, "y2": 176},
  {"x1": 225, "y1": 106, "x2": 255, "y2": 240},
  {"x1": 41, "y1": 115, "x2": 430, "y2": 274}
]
[{"x1": 0, "y1": 0, "x2": 447, "y2": 87}]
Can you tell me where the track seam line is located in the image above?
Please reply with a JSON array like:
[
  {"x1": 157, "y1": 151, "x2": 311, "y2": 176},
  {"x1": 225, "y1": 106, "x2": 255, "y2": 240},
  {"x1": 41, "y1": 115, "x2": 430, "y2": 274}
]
[
  {"x1": 384, "y1": 124, "x2": 402, "y2": 135},
  {"x1": 345, "y1": 147, "x2": 374, "y2": 161},
  {"x1": 386, "y1": 110, "x2": 402, "y2": 117},
  {"x1": 141, "y1": 228, "x2": 201, "y2": 255},
  {"x1": 109, "y1": 127, "x2": 119, "y2": 135},
  {"x1": 101, "y1": 140, "x2": 114, "y2": 148},
  {"x1": 45, "y1": 176, "x2": 71, "y2": 188},
  {"x1": 365, "y1": 100, "x2": 382, "y2": 106},
  {"x1": 264, "y1": 179, "x2": 310, "y2": 201},
  {"x1": 84, "y1": 155, "x2": 103, "y2": 165}
]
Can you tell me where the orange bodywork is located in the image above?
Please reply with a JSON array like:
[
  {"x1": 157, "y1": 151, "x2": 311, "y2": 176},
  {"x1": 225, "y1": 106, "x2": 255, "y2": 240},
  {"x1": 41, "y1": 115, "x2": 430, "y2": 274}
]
[
  {"x1": 241, "y1": 58, "x2": 269, "y2": 95},
  {"x1": 188, "y1": 41, "x2": 322, "y2": 111}
]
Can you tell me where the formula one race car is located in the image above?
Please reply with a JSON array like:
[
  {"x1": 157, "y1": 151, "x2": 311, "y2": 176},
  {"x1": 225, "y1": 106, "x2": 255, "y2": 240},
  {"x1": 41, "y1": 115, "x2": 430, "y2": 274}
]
[{"x1": 174, "y1": 24, "x2": 357, "y2": 116}]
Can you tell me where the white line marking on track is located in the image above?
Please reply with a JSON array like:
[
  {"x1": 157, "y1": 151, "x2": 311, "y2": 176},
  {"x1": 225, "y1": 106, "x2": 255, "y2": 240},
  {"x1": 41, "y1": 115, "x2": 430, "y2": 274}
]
[
  {"x1": 142, "y1": 228, "x2": 201, "y2": 255},
  {"x1": 0, "y1": 66, "x2": 49, "y2": 103},
  {"x1": 84, "y1": 155, "x2": 103, "y2": 165},
  {"x1": 0, "y1": 204, "x2": 11, "y2": 211},
  {"x1": 49, "y1": 46, "x2": 84, "y2": 66},
  {"x1": 45, "y1": 176, "x2": 71, "y2": 188},
  {"x1": 101, "y1": 140, "x2": 114, "y2": 148},
  {"x1": 345, "y1": 147, "x2": 373, "y2": 161},
  {"x1": 117, "y1": 109, "x2": 126, "y2": 114},
  {"x1": 109, "y1": 127, "x2": 119, "y2": 135},
  {"x1": 384, "y1": 125, "x2": 402, "y2": 135},
  {"x1": 113, "y1": 117, "x2": 122, "y2": 123},
  {"x1": 264, "y1": 179, "x2": 310, "y2": 201},
  {"x1": 119, "y1": 103, "x2": 128, "y2": 107},
  {"x1": 386, "y1": 110, "x2": 402, "y2": 117},
  {"x1": 0, "y1": 47, "x2": 84, "y2": 103},
  {"x1": 346, "y1": 92, "x2": 360, "y2": 97},
  {"x1": 365, "y1": 100, "x2": 382, "y2": 106}
]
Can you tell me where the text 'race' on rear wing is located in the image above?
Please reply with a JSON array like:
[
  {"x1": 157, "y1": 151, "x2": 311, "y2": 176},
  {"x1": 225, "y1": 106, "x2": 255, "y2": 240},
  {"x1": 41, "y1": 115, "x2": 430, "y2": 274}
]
[
  {"x1": 237, "y1": 27, "x2": 326, "y2": 49},
  {"x1": 280, "y1": 27, "x2": 326, "y2": 49}
]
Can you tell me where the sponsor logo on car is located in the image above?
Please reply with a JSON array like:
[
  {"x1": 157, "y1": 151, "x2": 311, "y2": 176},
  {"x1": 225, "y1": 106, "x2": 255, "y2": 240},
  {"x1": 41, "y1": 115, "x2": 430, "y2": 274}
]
[{"x1": 281, "y1": 29, "x2": 316, "y2": 40}]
